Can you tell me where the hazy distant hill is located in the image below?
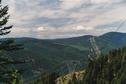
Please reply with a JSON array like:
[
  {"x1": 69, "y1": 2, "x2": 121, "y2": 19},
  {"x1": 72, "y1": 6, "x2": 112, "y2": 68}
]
[
  {"x1": 3, "y1": 32, "x2": 126, "y2": 79},
  {"x1": 53, "y1": 32, "x2": 126, "y2": 52}
]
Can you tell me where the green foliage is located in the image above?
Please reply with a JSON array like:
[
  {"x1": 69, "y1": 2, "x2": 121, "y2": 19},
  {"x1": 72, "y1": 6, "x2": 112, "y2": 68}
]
[
  {"x1": 8, "y1": 38, "x2": 88, "y2": 78},
  {"x1": 0, "y1": 0, "x2": 24, "y2": 84},
  {"x1": 8, "y1": 32, "x2": 126, "y2": 79},
  {"x1": 55, "y1": 47, "x2": 126, "y2": 84},
  {"x1": 27, "y1": 72, "x2": 59, "y2": 84},
  {"x1": 82, "y1": 47, "x2": 126, "y2": 84}
]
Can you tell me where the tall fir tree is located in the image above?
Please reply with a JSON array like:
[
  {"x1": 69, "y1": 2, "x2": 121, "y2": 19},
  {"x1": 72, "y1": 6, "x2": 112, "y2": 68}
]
[{"x1": 0, "y1": 0, "x2": 24, "y2": 84}]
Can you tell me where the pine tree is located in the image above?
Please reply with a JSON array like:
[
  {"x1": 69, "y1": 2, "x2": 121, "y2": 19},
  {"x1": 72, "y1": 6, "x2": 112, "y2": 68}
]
[{"x1": 0, "y1": 0, "x2": 24, "y2": 84}]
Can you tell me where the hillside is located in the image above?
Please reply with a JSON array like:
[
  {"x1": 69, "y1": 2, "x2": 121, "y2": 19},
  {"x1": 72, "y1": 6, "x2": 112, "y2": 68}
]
[
  {"x1": 82, "y1": 47, "x2": 126, "y2": 84},
  {"x1": 26, "y1": 43, "x2": 126, "y2": 84},
  {"x1": 2, "y1": 32, "x2": 126, "y2": 79},
  {"x1": 55, "y1": 47, "x2": 126, "y2": 84},
  {"x1": 53, "y1": 32, "x2": 126, "y2": 53},
  {"x1": 56, "y1": 71, "x2": 85, "y2": 84},
  {"x1": 6, "y1": 38, "x2": 89, "y2": 79}
]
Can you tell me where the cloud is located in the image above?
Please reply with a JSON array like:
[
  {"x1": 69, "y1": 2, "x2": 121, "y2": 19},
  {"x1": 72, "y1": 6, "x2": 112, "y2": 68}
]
[
  {"x1": 74, "y1": 25, "x2": 94, "y2": 31},
  {"x1": 88, "y1": 5, "x2": 126, "y2": 27},
  {"x1": 2, "y1": 0, "x2": 126, "y2": 39},
  {"x1": 60, "y1": 0, "x2": 86, "y2": 10},
  {"x1": 37, "y1": 25, "x2": 94, "y2": 32},
  {"x1": 91, "y1": 0, "x2": 110, "y2": 4},
  {"x1": 29, "y1": 17, "x2": 76, "y2": 28},
  {"x1": 60, "y1": 0, "x2": 114, "y2": 10},
  {"x1": 37, "y1": 27, "x2": 45, "y2": 31},
  {"x1": 29, "y1": 25, "x2": 95, "y2": 39}
]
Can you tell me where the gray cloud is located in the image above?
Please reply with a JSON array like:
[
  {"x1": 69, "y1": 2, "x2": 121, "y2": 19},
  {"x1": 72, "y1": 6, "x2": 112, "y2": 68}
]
[
  {"x1": 2, "y1": 0, "x2": 126, "y2": 39},
  {"x1": 26, "y1": 17, "x2": 76, "y2": 28},
  {"x1": 96, "y1": 20, "x2": 123, "y2": 29}
]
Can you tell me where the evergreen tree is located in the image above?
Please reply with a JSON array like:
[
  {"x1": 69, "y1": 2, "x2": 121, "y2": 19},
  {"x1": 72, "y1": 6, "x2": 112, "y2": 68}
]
[
  {"x1": 0, "y1": 0, "x2": 24, "y2": 84},
  {"x1": 82, "y1": 47, "x2": 126, "y2": 84},
  {"x1": 27, "y1": 72, "x2": 59, "y2": 84}
]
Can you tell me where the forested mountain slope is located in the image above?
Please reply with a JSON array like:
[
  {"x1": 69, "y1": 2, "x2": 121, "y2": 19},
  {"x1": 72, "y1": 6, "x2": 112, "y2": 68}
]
[
  {"x1": 2, "y1": 32, "x2": 126, "y2": 79},
  {"x1": 27, "y1": 44, "x2": 126, "y2": 84},
  {"x1": 70, "y1": 47, "x2": 126, "y2": 84}
]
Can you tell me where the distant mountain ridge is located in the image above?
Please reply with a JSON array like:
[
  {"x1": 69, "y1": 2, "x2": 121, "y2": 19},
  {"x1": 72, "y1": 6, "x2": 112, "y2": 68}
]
[{"x1": 2, "y1": 32, "x2": 126, "y2": 79}]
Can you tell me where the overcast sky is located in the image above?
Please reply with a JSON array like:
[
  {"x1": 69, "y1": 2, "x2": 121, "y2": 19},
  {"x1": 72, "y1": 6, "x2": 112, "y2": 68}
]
[{"x1": 2, "y1": 0, "x2": 126, "y2": 39}]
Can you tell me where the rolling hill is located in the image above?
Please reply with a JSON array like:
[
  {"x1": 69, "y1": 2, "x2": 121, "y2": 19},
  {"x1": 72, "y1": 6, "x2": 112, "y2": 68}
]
[{"x1": 2, "y1": 32, "x2": 126, "y2": 79}]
